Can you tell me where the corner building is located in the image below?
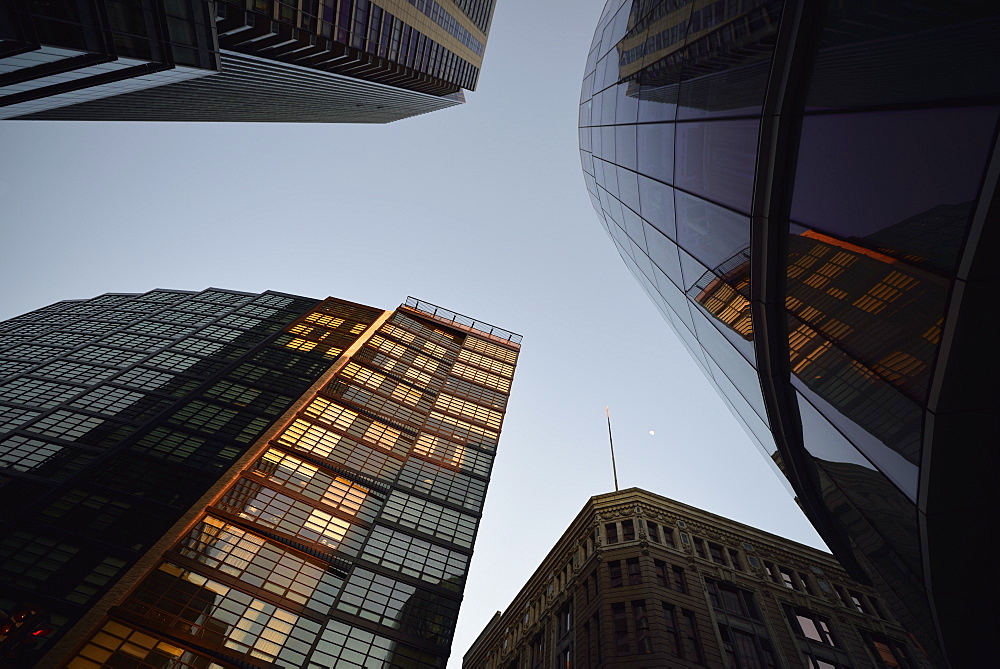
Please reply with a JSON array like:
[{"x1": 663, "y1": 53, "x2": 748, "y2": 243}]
[
  {"x1": 579, "y1": 1, "x2": 1000, "y2": 665},
  {"x1": 0, "y1": 289, "x2": 519, "y2": 668},
  {"x1": 1, "y1": 0, "x2": 496, "y2": 122},
  {"x1": 464, "y1": 488, "x2": 929, "y2": 669}
]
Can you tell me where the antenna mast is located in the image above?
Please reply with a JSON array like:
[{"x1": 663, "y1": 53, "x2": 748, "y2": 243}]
[{"x1": 606, "y1": 406, "x2": 619, "y2": 492}]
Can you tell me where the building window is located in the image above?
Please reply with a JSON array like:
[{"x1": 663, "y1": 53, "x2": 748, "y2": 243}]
[
  {"x1": 799, "y1": 572, "x2": 815, "y2": 595},
  {"x1": 680, "y1": 609, "x2": 705, "y2": 664},
  {"x1": 647, "y1": 521, "x2": 661, "y2": 543},
  {"x1": 663, "y1": 527, "x2": 676, "y2": 547},
  {"x1": 708, "y1": 542, "x2": 727, "y2": 565},
  {"x1": 719, "y1": 624, "x2": 778, "y2": 668},
  {"x1": 694, "y1": 538, "x2": 707, "y2": 559},
  {"x1": 609, "y1": 560, "x2": 623, "y2": 588},
  {"x1": 605, "y1": 523, "x2": 618, "y2": 545},
  {"x1": 862, "y1": 631, "x2": 914, "y2": 668},
  {"x1": 612, "y1": 602, "x2": 629, "y2": 656},
  {"x1": 560, "y1": 599, "x2": 573, "y2": 635},
  {"x1": 663, "y1": 603, "x2": 681, "y2": 658},
  {"x1": 779, "y1": 566, "x2": 797, "y2": 590},
  {"x1": 671, "y1": 565, "x2": 688, "y2": 593},
  {"x1": 558, "y1": 646, "x2": 572, "y2": 668},
  {"x1": 627, "y1": 558, "x2": 642, "y2": 585},
  {"x1": 728, "y1": 548, "x2": 743, "y2": 571},
  {"x1": 787, "y1": 607, "x2": 838, "y2": 646},
  {"x1": 622, "y1": 519, "x2": 635, "y2": 541},
  {"x1": 632, "y1": 600, "x2": 652, "y2": 654},
  {"x1": 848, "y1": 590, "x2": 870, "y2": 614},
  {"x1": 765, "y1": 562, "x2": 781, "y2": 584},
  {"x1": 593, "y1": 612, "x2": 602, "y2": 662},
  {"x1": 706, "y1": 579, "x2": 760, "y2": 620},
  {"x1": 654, "y1": 560, "x2": 668, "y2": 587},
  {"x1": 805, "y1": 654, "x2": 849, "y2": 669},
  {"x1": 532, "y1": 634, "x2": 544, "y2": 669}
]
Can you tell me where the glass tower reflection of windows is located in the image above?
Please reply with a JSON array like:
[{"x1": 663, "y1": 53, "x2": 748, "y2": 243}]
[{"x1": 580, "y1": 2, "x2": 1000, "y2": 666}]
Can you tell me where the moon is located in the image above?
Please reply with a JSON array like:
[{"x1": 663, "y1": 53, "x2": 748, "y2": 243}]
[{"x1": 648, "y1": 430, "x2": 655, "y2": 436}]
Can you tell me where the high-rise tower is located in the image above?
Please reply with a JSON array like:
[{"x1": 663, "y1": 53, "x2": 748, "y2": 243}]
[
  {"x1": 578, "y1": 1, "x2": 1000, "y2": 665},
  {"x1": 0, "y1": 289, "x2": 519, "y2": 668},
  {"x1": 1, "y1": 0, "x2": 497, "y2": 122}
]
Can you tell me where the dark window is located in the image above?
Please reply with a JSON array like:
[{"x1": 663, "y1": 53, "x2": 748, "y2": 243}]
[
  {"x1": 706, "y1": 579, "x2": 760, "y2": 620},
  {"x1": 799, "y1": 572, "x2": 814, "y2": 595},
  {"x1": 560, "y1": 599, "x2": 573, "y2": 635},
  {"x1": 848, "y1": 590, "x2": 870, "y2": 614},
  {"x1": 720, "y1": 624, "x2": 778, "y2": 669},
  {"x1": 671, "y1": 566, "x2": 687, "y2": 593},
  {"x1": 663, "y1": 603, "x2": 681, "y2": 658},
  {"x1": 654, "y1": 560, "x2": 668, "y2": 587},
  {"x1": 788, "y1": 607, "x2": 837, "y2": 646},
  {"x1": 708, "y1": 542, "x2": 726, "y2": 565},
  {"x1": 622, "y1": 519, "x2": 635, "y2": 541},
  {"x1": 627, "y1": 558, "x2": 642, "y2": 585},
  {"x1": 612, "y1": 603, "x2": 629, "y2": 656},
  {"x1": 694, "y1": 538, "x2": 707, "y2": 559},
  {"x1": 605, "y1": 523, "x2": 618, "y2": 545},
  {"x1": 532, "y1": 634, "x2": 544, "y2": 669},
  {"x1": 780, "y1": 567, "x2": 797, "y2": 590},
  {"x1": 646, "y1": 521, "x2": 660, "y2": 543},
  {"x1": 609, "y1": 560, "x2": 622, "y2": 588},
  {"x1": 662, "y1": 527, "x2": 676, "y2": 548},
  {"x1": 680, "y1": 609, "x2": 705, "y2": 664},
  {"x1": 632, "y1": 601, "x2": 651, "y2": 654},
  {"x1": 862, "y1": 631, "x2": 915, "y2": 669},
  {"x1": 728, "y1": 548, "x2": 743, "y2": 571}
]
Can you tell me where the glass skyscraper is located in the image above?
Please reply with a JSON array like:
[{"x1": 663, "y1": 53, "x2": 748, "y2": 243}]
[
  {"x1": 1, "y1": 1, "x2": 497, "y2": 122},
  {"x1": 579, "y1": 1, "x2": 999, "y2": 666},
  {"x1": 0, "y1": 289, "x2": 519, "y2": 668}
]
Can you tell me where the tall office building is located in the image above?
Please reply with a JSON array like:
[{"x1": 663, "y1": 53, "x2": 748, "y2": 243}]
[
  {"x1": 578, "y1": 1, "x2": 1000, "y2": 665},
  {"x1": 1, "y1": 0, "x2": 496, "y2": 122},
  {"x1": 464, "y1": 488, "x2": 929, "y2": 669},
  {"x1": 0, "y1": 288, "x2": 520, "y2": 668}
]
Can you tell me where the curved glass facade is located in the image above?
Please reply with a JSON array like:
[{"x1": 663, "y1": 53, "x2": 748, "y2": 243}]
[{"x1": 580, "y1": 2, "x2": 1000, "y2": 666}]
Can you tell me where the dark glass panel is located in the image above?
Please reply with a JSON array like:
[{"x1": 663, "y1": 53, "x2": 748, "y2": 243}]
[
  {"x1": 675, "y1": 191, "x2": 750, "y2": 270},
  {"x1": 644, "y1": 223, "x2": 683, "y2": 288},
  {"x1": 791, "y1": 107, "x2": 999, "y2": 272},
  {"x1": 638, "y1": 174, "x2": 675, "y2": 238},
  {"x1": 674, "y1": 118, "x2": 760, "y2": 214},
  {"x1": 615, "y1": 125, "x2": 638, "y2": 170},
  {"x1": 615, "y1": 80, "x2": 640, "y2": 124},
  {"x1": 808, "y1": 424, "x2": 924, "y2": 583},
  {"x1": 691, "y1": 308, "x2": 766, "y2": 422},
  {"x1": 617, "y1": 166, "x2": 641, "y2": 214},
  {"x1": 787, "y1": 315, "x2": 924, "y2": 475},
  {"x1": 601, "y1": 126, "x2": 617, "y2": 164},
  {"x1": 676, "y1": 0, "x2": 783, "y2": 120},
  {"x1": 622, "y1": 205, "x2": 646, "y2": 251},
  {"x1": 600, "y1": 87, "x2": 618, "y2": 125},
  {"x1": 807, "y1": 2, "x2": 1000, "y2": 110},
  {"x1": 637, "y1": 122, "x2": 675, "y2": 185}
]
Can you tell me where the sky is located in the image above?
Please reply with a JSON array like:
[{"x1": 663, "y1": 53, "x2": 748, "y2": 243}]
[{"x1": 0, "y1": 0, "x2": 826, "y2": 665}]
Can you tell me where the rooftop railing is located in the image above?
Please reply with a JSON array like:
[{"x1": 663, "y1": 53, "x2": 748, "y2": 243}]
[{"x1": 403, "y1": 297, "x2": 522, "y2": 346}]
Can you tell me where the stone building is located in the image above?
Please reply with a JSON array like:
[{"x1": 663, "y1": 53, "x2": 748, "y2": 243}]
[{"x1": 464, "y1": 488, "x2": 928, "y2": 669}]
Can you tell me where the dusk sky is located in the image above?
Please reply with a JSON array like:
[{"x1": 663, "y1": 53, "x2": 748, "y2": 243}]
[{"x1": 0, "y1": 1, "x2": 826, "y2": 665}]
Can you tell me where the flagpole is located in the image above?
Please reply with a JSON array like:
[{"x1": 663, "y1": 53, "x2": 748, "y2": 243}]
[{"x1": 606, "y1": 406, "x2": 619, "y2": 492}]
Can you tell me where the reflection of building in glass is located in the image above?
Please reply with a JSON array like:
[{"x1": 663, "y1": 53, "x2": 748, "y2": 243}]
[
  {"x1": 0, "y1": 290, "x2": 519, "y2": 667},
  {"x1": 464, "y1": 488, "x2": 929, "y2": 669},
  {"x1": 580, "y1": 1, "x2": 1000, "y2": 666},
  {"x1": 0, "y1": 0, "x2": 496, "y2": 122}
]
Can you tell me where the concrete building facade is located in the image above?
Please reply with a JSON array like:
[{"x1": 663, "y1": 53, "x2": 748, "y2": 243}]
[{"x1": 464, "y1": 488, "x2": 929, "y2": 669}]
